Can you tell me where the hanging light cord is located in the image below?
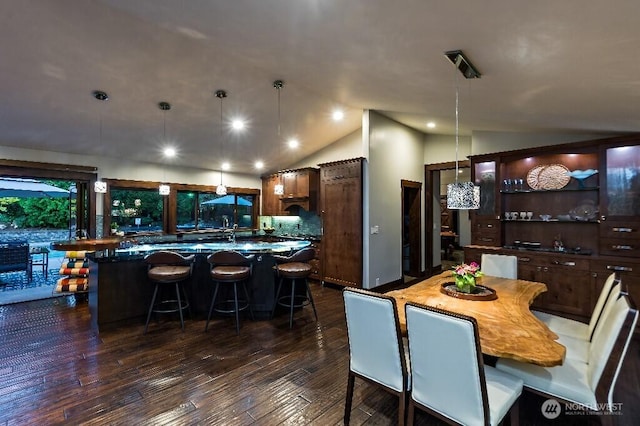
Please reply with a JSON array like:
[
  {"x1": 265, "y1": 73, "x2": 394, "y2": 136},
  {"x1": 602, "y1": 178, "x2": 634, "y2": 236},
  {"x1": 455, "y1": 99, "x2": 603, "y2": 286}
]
[
  {"x1": 277, "y1": 85, "x2": 281, "y2": 136},
  {"x1": 454, "y1": 66, "x2": 460, "y2": 184},
  {"x1": 219, "y1": 95, "x2": 224, "y2": 185}
]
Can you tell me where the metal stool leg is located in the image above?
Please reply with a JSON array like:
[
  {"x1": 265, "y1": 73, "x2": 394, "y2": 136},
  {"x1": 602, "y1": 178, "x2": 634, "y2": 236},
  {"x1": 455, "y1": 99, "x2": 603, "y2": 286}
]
[
  {"x1": 242, "y1": 281, "x2": 254, "y2": 320},
  {"x1": 233, "y1": 283, "x2": 241, "y2": 335},
  {"x1": 175, "y1": 282, "x2": 185, "y2": 332},
  {"x1": 289, "y1": 278, "x2": 296, "y2": 329},
  {"x1": 305, "y1": 279, "x2": 318, "y2": 321},
  {"x1": 271, "y1": 277, "x2": 284, "y2": 319},
  {"x1": 205, "y1": 282, "x2": 220, "y2": 331},
  {"x1": 144, "y1": 283, "x2": 159, "y2": 334}
]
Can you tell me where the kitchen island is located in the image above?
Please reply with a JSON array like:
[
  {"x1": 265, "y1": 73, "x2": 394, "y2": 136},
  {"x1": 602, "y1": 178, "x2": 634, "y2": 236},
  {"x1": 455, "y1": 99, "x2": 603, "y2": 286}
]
[{"x1": 83, "y1": 238, "x2": 311, "y2": 331}]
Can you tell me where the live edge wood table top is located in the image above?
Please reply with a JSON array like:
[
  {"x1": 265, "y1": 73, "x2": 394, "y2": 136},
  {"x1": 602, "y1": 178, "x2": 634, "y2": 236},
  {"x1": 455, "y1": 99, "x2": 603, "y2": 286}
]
[
  {"x1": 386, "y1": 271, "x2": 566, "y2": 367},
  {"x1": 51, "y1": 238, "x2": 122, "y2": 252}
]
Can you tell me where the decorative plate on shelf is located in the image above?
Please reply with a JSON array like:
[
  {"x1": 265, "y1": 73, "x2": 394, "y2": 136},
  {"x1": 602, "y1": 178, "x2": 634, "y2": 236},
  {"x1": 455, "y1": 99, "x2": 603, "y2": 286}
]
[{"x1": 526, "y1": 164, "x2": 570, "y2": 190}]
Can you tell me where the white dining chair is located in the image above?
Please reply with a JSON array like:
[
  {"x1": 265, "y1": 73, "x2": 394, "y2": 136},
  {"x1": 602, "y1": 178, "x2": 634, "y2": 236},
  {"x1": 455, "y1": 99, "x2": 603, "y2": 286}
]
[
  {"x1": 496, "y1": 294, "x2": 638, "y2": 420},
  {"x1": 343, "y1": 288, "x2": 410, "y2": 425},
  {"x1": 404, "y1": 302, "x2": 523, "y2": 426},
  {"x1": 480, "y1": 253, "x2": 518, "y2": 279},
  {"x1": 554, "y1": 281, "x2": 621, "y2": 363},
  {"x1": 533, "y1": 272, "x2": 618, "y2": 342}
]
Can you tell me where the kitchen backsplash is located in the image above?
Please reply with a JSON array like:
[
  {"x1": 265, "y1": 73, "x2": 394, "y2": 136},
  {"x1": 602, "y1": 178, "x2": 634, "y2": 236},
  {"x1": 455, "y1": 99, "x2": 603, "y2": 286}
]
[{"x1": 259, "y1": 209, "x2": 322, "y2": 237}]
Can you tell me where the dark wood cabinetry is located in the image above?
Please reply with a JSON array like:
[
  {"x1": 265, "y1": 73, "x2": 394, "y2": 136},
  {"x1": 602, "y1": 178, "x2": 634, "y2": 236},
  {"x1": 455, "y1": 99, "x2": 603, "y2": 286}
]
[
  {"x1": 261, "y1": 168, "x2": 319, "y2": 215},
  {"x1": 467, "y1": 135, "x2": 640, "y2": 326},
  {"x1": 308, "y1": 240, "x2": 322, "y2": 281},
  {"x1": 319, "y1": 158, "x2": 363, "y2": 287}
]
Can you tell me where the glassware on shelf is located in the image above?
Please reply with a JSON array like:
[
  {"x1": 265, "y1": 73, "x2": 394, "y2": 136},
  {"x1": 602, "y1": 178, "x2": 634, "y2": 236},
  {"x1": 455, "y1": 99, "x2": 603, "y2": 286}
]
[{"x1": 566, "y1": 169, "x2": 598, "y2": 189}]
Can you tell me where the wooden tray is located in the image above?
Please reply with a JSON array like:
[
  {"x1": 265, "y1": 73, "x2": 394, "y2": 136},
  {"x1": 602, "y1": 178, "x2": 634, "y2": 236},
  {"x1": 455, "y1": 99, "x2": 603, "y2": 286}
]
[{"x1": 440, "y1": 283, "x2": 498, "y2": 301}]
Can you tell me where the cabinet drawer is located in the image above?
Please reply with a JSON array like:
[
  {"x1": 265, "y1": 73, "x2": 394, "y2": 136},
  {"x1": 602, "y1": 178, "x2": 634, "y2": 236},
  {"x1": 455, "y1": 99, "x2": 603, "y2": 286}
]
[
  {"x1": 599, "y1": 238, "x2": 640, "y2": 258},
  {"x1": 472, "y1": 232, "x2": 500, "y2": 246},
  {"x1": 590, "y1": 259, "x2": 640, "y2": 278},
  {"x1": 539, "y1": 257, "x2": 590, "y2": 271},
  {"x1": 600, "y1": 222, "x2": 640, "y2": 240}
]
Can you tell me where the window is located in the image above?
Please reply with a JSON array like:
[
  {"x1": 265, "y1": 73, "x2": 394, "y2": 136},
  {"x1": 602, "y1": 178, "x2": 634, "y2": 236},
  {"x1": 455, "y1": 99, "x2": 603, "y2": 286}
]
[
  {"x1": 177, "y1": 191, "x2": 256, "y2": 230},
  {"x1": 110, "y1": 188, "x2": 164, "y2": 233}
]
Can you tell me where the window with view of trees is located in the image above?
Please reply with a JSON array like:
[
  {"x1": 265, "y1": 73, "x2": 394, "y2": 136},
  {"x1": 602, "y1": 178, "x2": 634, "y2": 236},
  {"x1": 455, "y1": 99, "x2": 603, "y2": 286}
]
[
  {"x1": 110, "y1": 188, "x2": 164, "y2": 233},
  {"x1": 177, "y1": 191, "x2": 255, "y2": 230}
]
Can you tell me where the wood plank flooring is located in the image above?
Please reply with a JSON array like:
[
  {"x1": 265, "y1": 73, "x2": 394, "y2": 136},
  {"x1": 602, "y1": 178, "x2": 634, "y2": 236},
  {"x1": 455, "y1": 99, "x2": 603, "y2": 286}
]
[{"x1": 0, "y1": 283, "x2": 639, "y2": 425}]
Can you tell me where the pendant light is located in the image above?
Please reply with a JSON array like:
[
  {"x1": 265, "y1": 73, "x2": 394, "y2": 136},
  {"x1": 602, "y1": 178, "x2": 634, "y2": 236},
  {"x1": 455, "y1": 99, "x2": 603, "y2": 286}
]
[
  {"x1": 158, "y1": 101, "x2": 172, "y2": 196},
  {"x1": 445, "y1": 50, "x2": 480, "y2": 210},
  {"x1": 215, "y1": 90, "x2": 228, "y2": 196},
  {"x1": 92, "y1": 90, "x2": 108, "y2": 194},
  {"x1": 273, "y1": 80, "x2": 285, "y2": 195}
]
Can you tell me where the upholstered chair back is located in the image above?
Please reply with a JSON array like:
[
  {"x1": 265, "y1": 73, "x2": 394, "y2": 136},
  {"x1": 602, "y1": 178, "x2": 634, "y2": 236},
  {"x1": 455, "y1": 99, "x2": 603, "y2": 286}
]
[
  {"x1": 343, "y1": 288, "x2": 407, "y2": 392},
  {"x1": 480, "y1": 253, "x2": 518, "y2": 279},
  {"x1": 587, "y1": 272, "x2": 618, "y2": 340}
]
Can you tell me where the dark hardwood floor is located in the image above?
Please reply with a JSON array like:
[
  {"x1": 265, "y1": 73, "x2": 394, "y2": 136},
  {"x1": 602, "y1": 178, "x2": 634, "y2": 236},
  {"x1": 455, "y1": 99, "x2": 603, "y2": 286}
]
[{"x1": 0, "y1": 283, "x2": 639, "y2": 425}]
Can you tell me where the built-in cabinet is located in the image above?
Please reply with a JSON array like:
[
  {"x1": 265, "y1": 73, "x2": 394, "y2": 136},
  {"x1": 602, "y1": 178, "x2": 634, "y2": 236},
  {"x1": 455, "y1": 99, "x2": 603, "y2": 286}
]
[
  {"x1": 466, "y1": 135, "x2": 640, "y2": 326},
  {"x1": 319, "y1": 158, "x2": 363, "y2": 288},
  {"x1": 261, "y1": 168, "x2": 319, "y2": 215},
  {"x1": 308, "y1": 240, "x2": 322, "y2": 282}
]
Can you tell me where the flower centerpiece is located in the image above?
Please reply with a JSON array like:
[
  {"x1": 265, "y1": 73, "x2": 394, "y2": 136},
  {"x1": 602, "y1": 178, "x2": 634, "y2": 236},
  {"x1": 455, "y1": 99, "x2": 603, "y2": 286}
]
[{"x1": 452, "y1": 262, "x2": 483, "y2": 294}]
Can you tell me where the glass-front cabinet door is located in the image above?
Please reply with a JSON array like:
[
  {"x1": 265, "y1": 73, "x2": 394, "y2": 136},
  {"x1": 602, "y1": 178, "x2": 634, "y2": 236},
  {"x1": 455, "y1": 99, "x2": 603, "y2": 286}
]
[
  {"x1": 599, "y1": 141, "x2": 640, "y2": 258},
  {"x1": 470, "y1": 158, "x2": 501, "y2": 247}
]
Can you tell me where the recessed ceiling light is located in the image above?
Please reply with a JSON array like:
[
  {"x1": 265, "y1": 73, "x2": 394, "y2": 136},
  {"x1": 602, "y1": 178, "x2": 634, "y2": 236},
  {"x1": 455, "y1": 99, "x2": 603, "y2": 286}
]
[
  {"x1": 288, "y1": 138, "x2": 299, "y2": 149},
  {"x1": 426, "y1": 122, "x2": 436, "y2": 129},
  {"x1": 222, "y1": 162, "x2": 230, "y2": 171},
  {"x1": 163, "y1": 147, "x2": 176, "y2": 158},
  {"x1": 332, "y1": 110, "x2": 344, "y2": 121},
  {"x1": 231, "y1": 119, "x2": 245, "y2": 130},
  {"x1": 255, "y1": 161, "x2": 264, "y2": 169}
]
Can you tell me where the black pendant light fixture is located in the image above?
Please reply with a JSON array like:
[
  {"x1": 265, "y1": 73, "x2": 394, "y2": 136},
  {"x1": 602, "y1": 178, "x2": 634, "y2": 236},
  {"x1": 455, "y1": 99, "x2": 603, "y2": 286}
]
[
  {"x1": 273, "y1": 79, "x2": 285, "y2": 195},
  {"x1": 215, "y1": 90, "x2": 228, "y2": 196},
  {"x1": 445, "y1": 50, "x2": 480, "y2": 210},
  {"x1": 158, "y1": 101, "x2": 172, "y2": 196},
  {"x1": 92, "y1": 90, "x2": 109, "y2": 194}
]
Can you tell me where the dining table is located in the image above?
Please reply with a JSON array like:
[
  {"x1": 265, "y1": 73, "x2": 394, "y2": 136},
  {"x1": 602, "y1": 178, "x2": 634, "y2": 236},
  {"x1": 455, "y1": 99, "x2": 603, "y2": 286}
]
[{"x1": 385, "y1": 271, "x2": 566, "y2": 367}]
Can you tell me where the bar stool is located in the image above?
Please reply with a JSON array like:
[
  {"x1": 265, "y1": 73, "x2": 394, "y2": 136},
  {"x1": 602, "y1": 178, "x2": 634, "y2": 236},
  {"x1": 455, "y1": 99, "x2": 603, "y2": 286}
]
[
  {"x1": 206, "y1": 250, "x2": 255, "y2": 335},
  {"x1": 271, "y1": 247, "x2": 318, "y2": 329},
  {"x1": 144, "y1": 251, "x2": 195, "y2": 334}
]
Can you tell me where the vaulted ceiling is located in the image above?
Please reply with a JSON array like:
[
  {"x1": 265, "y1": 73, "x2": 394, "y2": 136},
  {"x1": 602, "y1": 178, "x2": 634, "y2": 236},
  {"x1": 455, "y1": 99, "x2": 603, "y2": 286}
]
[{"x1": 1, "y1": 1, "x2": 638, "y2": 175}]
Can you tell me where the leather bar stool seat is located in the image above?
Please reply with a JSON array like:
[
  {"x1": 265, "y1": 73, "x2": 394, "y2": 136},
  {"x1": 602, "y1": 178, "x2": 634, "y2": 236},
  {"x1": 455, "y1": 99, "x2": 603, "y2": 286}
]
[
  {"x1": 271, "y1": 247, "x2": 318, "y2": 329},
  {"x1": 144, "y1": 251, "x2": 195, "y2": 334},
  {"x1": 206, "y1": 251, "x2": 255, "y2": 335},
  {"x1": 276, "y1": 262, "x2": 311, "y2": 278}
]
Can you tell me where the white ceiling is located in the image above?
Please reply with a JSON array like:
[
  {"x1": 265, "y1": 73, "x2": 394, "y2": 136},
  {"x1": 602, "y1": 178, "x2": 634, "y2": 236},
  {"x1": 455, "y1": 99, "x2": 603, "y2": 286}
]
[{"x1": 1, "y1": 0, "x2": 638, "y2": 175}]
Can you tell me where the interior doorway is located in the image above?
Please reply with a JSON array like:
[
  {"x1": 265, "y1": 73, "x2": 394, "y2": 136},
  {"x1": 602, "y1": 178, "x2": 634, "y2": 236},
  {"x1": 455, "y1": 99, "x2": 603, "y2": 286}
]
[
  {"x1": 424, "y1": 161, "x2": 471, "y2": 275},
  {"x1": 401, "y1": 180, "x2": 422, "y2": 281}
]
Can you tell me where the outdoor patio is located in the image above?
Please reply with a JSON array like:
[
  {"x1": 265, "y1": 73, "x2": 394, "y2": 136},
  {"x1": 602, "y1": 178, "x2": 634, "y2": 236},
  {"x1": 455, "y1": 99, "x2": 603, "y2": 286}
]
[{"x1": 0, "y1": 247, "x2": 70, "y2": 305}]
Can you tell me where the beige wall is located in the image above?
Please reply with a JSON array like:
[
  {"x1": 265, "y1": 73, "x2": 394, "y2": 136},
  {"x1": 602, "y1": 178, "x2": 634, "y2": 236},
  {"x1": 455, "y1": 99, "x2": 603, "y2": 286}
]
[
  {"x1": 367, "y1": 111, "x2": 425, "y2": 288},
  {"x1": 0, "y1": 145, "x2": 261, "y2": 217},
  {"x1": 287, "y1": 128, "x2": 364, "y2": 169}
]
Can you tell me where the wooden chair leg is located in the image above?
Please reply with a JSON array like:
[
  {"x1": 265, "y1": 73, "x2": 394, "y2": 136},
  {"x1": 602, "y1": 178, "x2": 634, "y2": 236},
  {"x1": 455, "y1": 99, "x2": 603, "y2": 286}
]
[
  {"x1": 406, "y1": 400, "x2": 415, "y2": 426},
  {"x1": 344, "y1": 373, "x2": 355, "y2": 425},
  {"x1": 398, "y1": 392, "x2": 407, "y2": 426},
  {"x1": 509, "y1": 398, "x2": 519, "y2": 426}
]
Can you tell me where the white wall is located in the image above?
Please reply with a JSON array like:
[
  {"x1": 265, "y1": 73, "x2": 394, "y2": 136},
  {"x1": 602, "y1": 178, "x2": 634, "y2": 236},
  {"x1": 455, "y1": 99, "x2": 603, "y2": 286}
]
[
  {"x1": 424, "y1": 133, "x2": 471, "y2": 164},
  {"x1": 367, "y1": 111, "x2": 425, "y2": 288},
  {"x1": 287, "y1": 129, "x2": 364, "y2": 169},
  {"x1": 472, "y1": 131, "x2": 618, "y2": 156},
  {"x1": 0, "y1": 145, "x2": 261, "y2": 216}
]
